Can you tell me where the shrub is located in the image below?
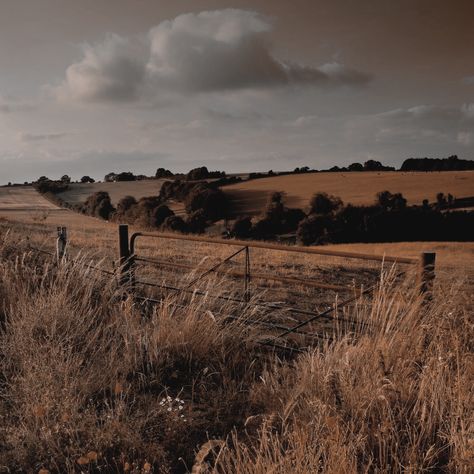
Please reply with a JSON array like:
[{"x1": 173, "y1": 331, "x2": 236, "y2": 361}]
[
  {"x1": 151, "y1": 205, "x2": 174, "y2": 227},
  {"x1": 83, "y1": 191, "x2": 115, "y2": 220},
  {"x1": 252, "y1": 192, "x2": 306, "y2": 239},
  {"x1": 186, "y1": 209, "x2": 208, "y2": 233},
  {"x1": 159, "y1": 180, "x2": 199, "y2": 202},
  {"x1": 231, "y1": 216, "x2": 252, "y2": 239},
  {"x1": 184, "y1": 185, "x2": 229, "y2": 221},
  {"x1": 297, "y1": 214, "x2": 333, "y2": 245},
  {"x1": 162, "y1": 215, "x2": 188, "y2": 233},
  {"x1": 132, "y1": 196, "x2": 162, "y2": 226}
]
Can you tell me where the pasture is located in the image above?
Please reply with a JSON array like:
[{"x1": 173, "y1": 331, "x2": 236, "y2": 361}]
[{"x1": 224, "y1": 170, "x2": 474, "y2": 215}]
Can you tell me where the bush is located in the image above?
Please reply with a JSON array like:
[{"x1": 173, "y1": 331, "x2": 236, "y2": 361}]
[
  {"x1": 152, "y1": 205, "x2": 174, "y2": 227},
  {"x1": 251, "y1": 192, "x2": 306, "y2": 239},
  {"x1": 159, "y1": 180, "x2": 199, "y2": 202},
  {"x1": 297, "y1": 214, "x2": 333, "y2": 245},
  {"x1": 186, "y1": 209, "x2": 208, "y2": 233},
  {"x1": 83, "y1": 191, "x2": 115, "y2": 220},
  {"x1": 184, "y1": 185, "x2": 228, "y2": 221},
  {"x1": 231, "y1": 217, "x2": 252, "y2": 239},
  {"x1": 162, "y1": 215, "x2": 188, "y2": 233}
]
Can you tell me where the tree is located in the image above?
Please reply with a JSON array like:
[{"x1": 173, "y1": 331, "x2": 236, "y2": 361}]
[
  {"x1": 436, "y1": 192, "x2": 447, "y2": 209},
  {"x1": 376, "y1": 191, "x2": 407, "y2": 211},
  {"x1": 184, "y1": 185, "x2": 228, "y2": 221},
  {"x1": 155, "y1": 168, "x2": 174, "y2": 179},
  {"x1": 364, "y1": 160, "x2": 383, "y2": 171},
  {"x1": 231, "y1": 216, "x2": 252, "y2": 238},
  {"x1": 309, "y1": 193, "x2": 343, "y2": 215},
  {"x1": 80, "y1": 176, "x2": 95, "y2": 183},
  {"x1": 297, "y1": 215, "x2": 333, "y2": 245},
  {"x1": 348, "y1": 162, "x2": 364, "y2": 172},
  {"x1": 116, "y1": 195, "x2": 137, "y2": 215},
  {"x1": 104, "y1": 172, "x2": 117, "y2": 182},
  {"x1": 61, "y1": 175, "x2": 71, "y2": 184},
  {"x1": 115, "y1": 172, "x2": 136, "y2": 182}
]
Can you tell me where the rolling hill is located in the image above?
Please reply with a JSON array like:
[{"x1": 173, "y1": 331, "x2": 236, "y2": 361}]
[{"x1": 224, "y1": 170, "x2": 474, "y2": 215}]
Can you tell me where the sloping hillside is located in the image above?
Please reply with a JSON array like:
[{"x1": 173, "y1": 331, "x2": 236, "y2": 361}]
[{"x1": 224, "y1": 171, "x2": 474, "y2": 215}]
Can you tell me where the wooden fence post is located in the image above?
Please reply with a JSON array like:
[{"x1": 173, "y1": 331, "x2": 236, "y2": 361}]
[
  {"x1": 419, "y1": 252, "x2": 436, "y2": 297},
  {"x1": 118, "y1": 224, "x2": 134, "y2": 288},
  {"x1": 56, "y1": 226, "x2": 67, "y2": 262}
]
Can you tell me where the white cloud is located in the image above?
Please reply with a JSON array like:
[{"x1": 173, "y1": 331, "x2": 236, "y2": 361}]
[
  {"x1": 57, "y1": 34, "x2": 148, "y2": 102},
  {"x1": 56, "y1": 9, "x2": 371, "y2": 103}
]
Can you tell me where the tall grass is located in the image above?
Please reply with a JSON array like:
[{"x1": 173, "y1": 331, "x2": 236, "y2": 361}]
[{"x1": 0, "y1": 229, "x2": 472, "y2": 473}]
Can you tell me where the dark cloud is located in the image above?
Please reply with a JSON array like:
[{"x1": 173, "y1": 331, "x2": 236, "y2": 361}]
[{"x1": 57, "y1": 9, "x2": 371, "y2": 102}]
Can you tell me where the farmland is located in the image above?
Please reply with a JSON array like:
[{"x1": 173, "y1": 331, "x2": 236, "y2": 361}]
[
  {"x1": 0, "y1": 182, "x2": 473, "y2": 472},
  {"x1": 57, "y1": 180, "x2": 165, "y2": 206},
  {"x1": 224, "y1": 170, "x2": 474, "y2": 215}
]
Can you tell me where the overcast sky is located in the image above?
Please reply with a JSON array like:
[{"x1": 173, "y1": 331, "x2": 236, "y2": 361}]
[{"x1": 1, "y1": 0, "x2": 473, "y2": 183}]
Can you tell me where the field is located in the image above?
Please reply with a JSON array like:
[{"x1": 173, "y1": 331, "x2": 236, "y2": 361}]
[
  {"x1": 224, "y1": 170, "x2": 474, "y2": 215},
  {"x1": 0, "y1": 184, "x2": 473, "y2": 472},
  {"x1": 57, "y1": 180, "x2": 165, "y2": 206}
]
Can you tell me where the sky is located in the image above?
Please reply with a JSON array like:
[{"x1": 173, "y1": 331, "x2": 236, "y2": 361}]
[{"x1": 1, "y1": 0, "x2": 473, "y2": 183}]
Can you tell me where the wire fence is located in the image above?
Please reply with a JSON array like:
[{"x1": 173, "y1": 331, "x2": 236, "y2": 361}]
[{"x1": 21, "y1": 224, "x2": 435, "y2": 353}]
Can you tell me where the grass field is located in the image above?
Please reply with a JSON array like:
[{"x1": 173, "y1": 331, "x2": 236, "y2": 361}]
[
  {"x1": 0, "y1": 183, "x2": 473, "y2": 472},
  {"x1": 1, "y1": 216, "x2": 473, "y2": 472},
  {"x1": 224, "y1": 170, "x2": 474, "y2": 215}
]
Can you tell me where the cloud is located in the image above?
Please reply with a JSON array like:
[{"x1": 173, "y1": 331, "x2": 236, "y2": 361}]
[
  {"x1": 57, "y1": 34, "x2": 148, "y2": 102},
  {"x1": 17, "y1": 132, "x2": 71, "y2": 143},
  {"x1": 0, "y1": 95, "x2": 36, "y2": 114},
  {"x1": 57, "y1": 9, "x2": 371, "y2": 103}
]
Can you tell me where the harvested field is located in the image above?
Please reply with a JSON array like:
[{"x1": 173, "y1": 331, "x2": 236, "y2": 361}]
[
  {"x1": 224, "y1": 170, "x2": 474, "y2": 215},
  {"x1": 0, "y1": 186, "x2": 58, "y2": 211},
  {"x1": 56, "y1": 180, "x2": 165, "y2": 205}
]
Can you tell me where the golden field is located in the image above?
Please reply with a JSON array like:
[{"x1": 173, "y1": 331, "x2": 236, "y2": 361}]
[{"x1": 224, "y1": 170, "x2": 474, "y2": 214}]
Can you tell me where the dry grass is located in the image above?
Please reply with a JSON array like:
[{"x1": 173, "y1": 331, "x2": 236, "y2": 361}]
[
  {"x1": 224, "y1": 171, "x2": 474, "y2": 215},
  {"x1": 0, "y1": 221, "x2": 473, "y2": 473},
  {"x1": 57, "y1": 181, "x2": 166, "y2": 207}
]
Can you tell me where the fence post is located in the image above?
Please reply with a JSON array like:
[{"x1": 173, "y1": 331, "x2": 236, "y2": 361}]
[
  {"x1": 56, "y1": 226, "x2": 67, "y2": 263},
  {"x1": 118, "y1": 224, "x2": 134, "y2": 289},
  {"x1": 419, "y1": 252, "x2": 436, "y2": 297},
  {"x1": 244, "y1": 246, "x2": 251, "y2": 302}
]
